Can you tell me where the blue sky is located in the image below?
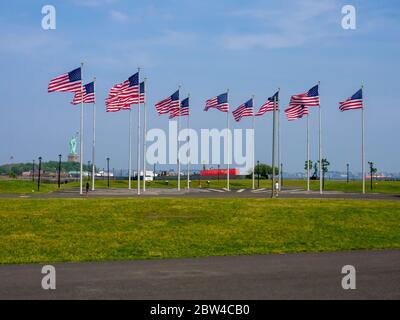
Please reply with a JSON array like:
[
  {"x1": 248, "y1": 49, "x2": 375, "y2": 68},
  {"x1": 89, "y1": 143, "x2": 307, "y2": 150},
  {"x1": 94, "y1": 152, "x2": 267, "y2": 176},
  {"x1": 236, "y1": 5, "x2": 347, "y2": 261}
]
[{"x1": 1, "y1": 0, "x2": 399, "y2": 173}]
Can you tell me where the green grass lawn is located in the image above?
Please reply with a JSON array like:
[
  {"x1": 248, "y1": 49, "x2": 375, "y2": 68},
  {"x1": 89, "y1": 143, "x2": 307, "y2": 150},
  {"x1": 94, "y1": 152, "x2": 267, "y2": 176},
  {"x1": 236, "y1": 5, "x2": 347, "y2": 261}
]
[
  {"x1": 0, "y1": 198, "x2": 399, "y2": 264},
  {"x1": 283, "y1": 179, "x2": 400, "y2": 194},
  {"x1": 0, "y1": 178, "x2": 399, "y2": 194},
  {"x1": 0, "y1": 179, "x2": 61, "y2": 194}
]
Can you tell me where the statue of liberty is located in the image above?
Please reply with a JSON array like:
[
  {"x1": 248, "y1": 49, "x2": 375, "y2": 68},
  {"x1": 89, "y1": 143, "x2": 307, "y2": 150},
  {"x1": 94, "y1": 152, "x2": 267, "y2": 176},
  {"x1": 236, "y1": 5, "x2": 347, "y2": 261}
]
[
  {"x1": 69, "y1": 133, "x2": 78, "y2": 155},
  {"x1": 68, "y1": 132, "x2": 79, "y2": 162}
]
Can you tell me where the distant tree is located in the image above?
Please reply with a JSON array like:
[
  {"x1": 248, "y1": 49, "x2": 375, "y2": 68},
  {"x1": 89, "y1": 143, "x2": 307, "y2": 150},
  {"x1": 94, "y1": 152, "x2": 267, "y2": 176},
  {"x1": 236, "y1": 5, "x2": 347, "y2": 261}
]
[
  {"x1": 0, "y1": 161, "x2": 91, "y2": 177},
  {"x1": 304, "y1": 160, "x2": 313, "y2": 172},
  {"x1": 249, "y1": 163, "x2": 279, "y2": 179},
  {"x1": 368, "y1": 161, "x2": 378, "y2": 190},
  {"x1": 311, "y1": 162, "x2": 319, "y2": 180},
  {"x1": 316, "y1": 158, "x2": 330, "y2": 189}
]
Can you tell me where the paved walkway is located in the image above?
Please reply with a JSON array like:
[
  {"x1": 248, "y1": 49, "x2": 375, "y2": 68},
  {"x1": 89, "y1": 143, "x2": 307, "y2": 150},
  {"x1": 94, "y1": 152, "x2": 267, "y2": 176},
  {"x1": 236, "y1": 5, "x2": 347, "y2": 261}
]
[
  {"x1": 1, "y1": 250, "x2": 399, "y2": 299},
  {"x1": 1, "y1": 187, "x2": 399, "y2": 200}
]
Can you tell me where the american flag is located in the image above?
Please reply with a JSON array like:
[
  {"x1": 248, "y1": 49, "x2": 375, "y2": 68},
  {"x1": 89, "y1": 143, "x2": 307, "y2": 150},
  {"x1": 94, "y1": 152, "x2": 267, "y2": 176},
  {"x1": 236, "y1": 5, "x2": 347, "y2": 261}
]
[
  {"x1": 105, "y1": 82, "x2": 126, "y2": 112},
  {"x1": 289, "y1": 85, "x2": 319, "y2": 107},
  {"x1": 339, "y1": 89, "x2": 363, "y2": 111},
  {"x1": 232, "y1": 99, "x2": 254, "y2": 122},
  {"x1": 155, "y1": 90, "x2": 180, "y2": 115},
  {"x1": 285, "y1": 105, "x2": 309, "y2": 121},
  {"x1": 255, "y1": 91, "x2": 279, "y2": 116},
  {"x1": 204, "y1": 92, "x2": 229, "y2": 112},
  {"x1": 117, "y1": 72, "x2": 139, "y2": 105},
  {"x1": 48, "y1": 67, "x2": 82, "y2": 93},
  {"x1": 71, "y1": 82, "x2": 95, "y2": 105},
  {"x1": 170, "y1": 97, "x2": 189, "y2": 119},
  {"x1": 105, "y1": 72, "x2": 140, "y2": 112},
  {"x1": 130, "y1": 81, "x2": 146, "y2": 104}
]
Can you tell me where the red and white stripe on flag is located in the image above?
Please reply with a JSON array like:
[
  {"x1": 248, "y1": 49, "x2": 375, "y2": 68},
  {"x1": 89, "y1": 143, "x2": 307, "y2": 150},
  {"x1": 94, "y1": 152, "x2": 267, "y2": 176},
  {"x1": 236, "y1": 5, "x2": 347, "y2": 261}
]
[
  {"x1": 339, "y1": 90, "x2": 363, "y2": 112},
  {"x1": 48, "y1": 68, "x2": 82, "y2": 93},
  {"x1": 155, "y1": 98, "x2": 180, "y2": 115},
  {"x1": 105, "y1": 80, "x2": 140, "y2": 112},
  {"x1": 255, "y1": 100, "x2": 278, "y2": 116},
  {"x1": 285, "y1": 105, "x2": 309, "y2": 121},
  {"x1": 170, "y1": 107, "x2": 189, "y2": 119},
  {"x1": 71, "y1": 88, "x2": 95, "y2": 105},
  {"x1": 232, "y1": 103, "x2": 254, "y2": 122}
]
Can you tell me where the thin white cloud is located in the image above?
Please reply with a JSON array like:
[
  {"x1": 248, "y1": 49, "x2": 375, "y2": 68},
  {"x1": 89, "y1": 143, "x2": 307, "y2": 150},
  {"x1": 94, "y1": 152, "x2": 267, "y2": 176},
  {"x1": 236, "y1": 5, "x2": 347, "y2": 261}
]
[
  {"x1": 0, "y1": 28, "x2": 69, "y2": 55},
  {"x1": 110, "y1": 10, "x2": 129, "y2": 22},
  {"x1": 221, "y1": 0, "x2": 339, "y2": 49},
  {"x1": 147, "y1": 30, "x2": 197, "y2": 46},
  {"x1": 73, "y1": 0, "x2": 118, "y2": 7}
]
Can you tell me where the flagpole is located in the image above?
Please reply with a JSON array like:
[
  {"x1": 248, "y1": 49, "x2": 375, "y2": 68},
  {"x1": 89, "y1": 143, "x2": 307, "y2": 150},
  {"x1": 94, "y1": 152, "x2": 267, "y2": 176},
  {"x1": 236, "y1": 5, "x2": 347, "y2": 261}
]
[
  {"x1": 137, "y1": 67, "x2": 141, "y2": 195},
  {"x1": 318, "y1": 80, "x2": 323, "y2": 195},
  {"x1": 252, "y1": 95, "x2": 255, "y2": 190},
  {"x1": 143, "y1": 77, "x2": 147, "y2": 192},
  {"x1": 307, "y1": 114, "x2": 310, "y2": 191},
  {"x1": 271, "y1": 93, "x2": 277, "y2": 198},
  {"x1": 79, "y1": 62, "x2": 84, "y2": 195},
  {"x1": 177, "y1": 86, "x2": 181, "y2": 191},
  {"x1": 277, "y1": 89, "x2": 281, "y2": 191},
  {"x1": 226, "y1": 89, "x2": 230, "y2": 191},
  {"x1": 91, "y1": 77, "x2": 96, "y2": 191},
  {"x1": 187, "y1": 94, "x2": 190, "y2": 190},
  {"x1": 128, "y1": 108, "x2": 132, "y2": 190},
  {"x1": 362, "y1": 83, "x2": 365, "y2": 194}
]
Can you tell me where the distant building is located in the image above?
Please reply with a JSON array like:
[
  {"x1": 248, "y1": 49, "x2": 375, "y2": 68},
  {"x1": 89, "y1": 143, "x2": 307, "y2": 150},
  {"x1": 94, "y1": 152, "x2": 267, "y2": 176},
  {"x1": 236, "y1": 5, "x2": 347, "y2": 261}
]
[
  {"x1": 134, "y1": 171, "x2": 155, "y2": 181},
  {"x1": 200, "y1": 169, "x2": 240, "y2": 176},
  {"x1": 69, "y1": 171, "x2": 90, "y2": 177},
  {"x1": 95, "y1": 170, "x2": 114, "y2": 177}
]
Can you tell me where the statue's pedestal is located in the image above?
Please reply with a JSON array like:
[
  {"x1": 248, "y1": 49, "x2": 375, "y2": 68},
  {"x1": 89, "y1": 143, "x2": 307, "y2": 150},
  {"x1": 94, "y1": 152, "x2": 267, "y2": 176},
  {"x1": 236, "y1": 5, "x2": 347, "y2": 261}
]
[{"x1": 68, "y1": 154, "x2": 79, "y2": 163}]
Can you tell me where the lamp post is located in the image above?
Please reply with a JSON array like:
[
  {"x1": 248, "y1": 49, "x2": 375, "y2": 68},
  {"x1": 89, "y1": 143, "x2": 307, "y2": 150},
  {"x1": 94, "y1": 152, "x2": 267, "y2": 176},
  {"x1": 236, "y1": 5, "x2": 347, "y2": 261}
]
[
  {"x1": 37, "y1": 157, "x2": 42, "y2": 192},
  {"x1": 257, "y1": 160, "x2": 260, "y2": 188},
  {"x1": 32, "y1": 160, "x2": 35, "y2": 182},
  {"x1": 107, "y1": 158, "x2": 110, "y2": 188},
  {"x1": 346, "y1": 163, "x2": 350, "y2": 183},
  {"x1": 58, "y1": 154, "x2": 62, "y2": 188}
]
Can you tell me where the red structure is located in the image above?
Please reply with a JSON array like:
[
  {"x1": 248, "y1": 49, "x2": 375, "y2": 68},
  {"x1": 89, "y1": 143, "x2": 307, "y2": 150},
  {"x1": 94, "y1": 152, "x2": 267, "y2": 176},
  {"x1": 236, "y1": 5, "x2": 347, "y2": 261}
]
[{"x1": 200, "y1": 169, "x2": 239, "y2": 176}]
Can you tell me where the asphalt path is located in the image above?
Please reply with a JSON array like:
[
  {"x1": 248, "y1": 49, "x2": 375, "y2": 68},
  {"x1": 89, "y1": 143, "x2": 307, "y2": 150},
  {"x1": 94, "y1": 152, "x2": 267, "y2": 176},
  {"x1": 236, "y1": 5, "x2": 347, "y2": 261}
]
[
  {"x1": 0, "y1": 250, "x2": 399, "y2": 300},
  {"x1": 1, "y1": 187, "x2": 400, "y2": 200}
]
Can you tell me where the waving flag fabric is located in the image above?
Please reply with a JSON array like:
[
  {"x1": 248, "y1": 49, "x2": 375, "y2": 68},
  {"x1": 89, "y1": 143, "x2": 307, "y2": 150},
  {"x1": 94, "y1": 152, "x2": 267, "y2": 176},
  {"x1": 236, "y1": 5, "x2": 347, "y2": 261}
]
[
  {"x1": 233, "y1": 99, "x2": 254, "y2": 122},
  {"x1": 285, "y1": 105, "x2": 309, "y2": 121},
  {"x1": 105, "y1": 72, "x2": 140, "y2": 112},
  {"x1": 155, "y1": 90, "x2": 180, "y2": 115},
  {"x1": 71, "y1": 82, "x2": 95, "y2": 105},
  {"x1": 339, "y1": 89, "x2": 363, "y2": 111},
  {"x1": 289, "y1": 85, "x2": 319, "y2": 107},
  {"x1": 105, "y1": 81, "x2": 129, "y2": 112},
  {"x1": 48, "y1": 67, "x2": 82, "y2": 93},
  {"x1": 118, "y1": 72, "x2": 139, "y2": 105},
  {"x1": 205, "y1": 92, "x2": 229, "y2": 112},
  {"x1": 255, "y1": 91, "x2": 279, "y2": 116},
  {"x1": 138, "y1": 81, "x2": 146, "y2": 104},
  {"x1": 105, "y1": 82, "x2": 125, "y2": 112},
  {"x1": 170, "y1": 97, "x2": 189, "y2": 119}
]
